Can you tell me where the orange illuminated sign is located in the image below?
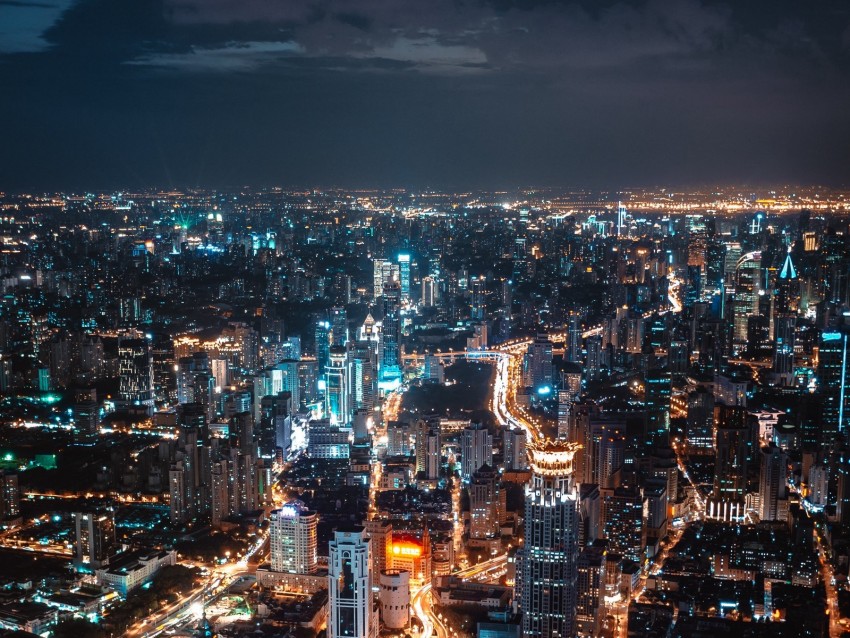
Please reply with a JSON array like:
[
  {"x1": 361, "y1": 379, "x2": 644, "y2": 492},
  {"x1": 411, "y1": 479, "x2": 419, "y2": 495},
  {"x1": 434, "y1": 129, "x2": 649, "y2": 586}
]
[{"x1": 392, "y1": 543, "x2": 422, "y2": 558}]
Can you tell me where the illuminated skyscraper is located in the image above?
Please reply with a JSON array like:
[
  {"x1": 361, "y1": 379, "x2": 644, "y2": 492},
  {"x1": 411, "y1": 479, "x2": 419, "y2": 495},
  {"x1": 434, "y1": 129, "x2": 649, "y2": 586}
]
[
  {"x1": 328, "y1": 527, "x2": 378, "y2": 638},
  {"x1": 461, "y1": 421, "x2": 493, "y2": 481},
  {"x1": 74, "y1": 509, "x2": 115, "y2": 569},
  {"x1": 708, "y1": 406, "x2": 749, "y2": 522},
  {"x1": 519, "y1": 441, "x2": 580, "y2": 638},
  {"x1": 118, "y1": 335, "x2": 155, "y2": 414},
  {"x1": 331, "y1": 307, "x2": 349, "y2": 348},
  {"x1": 503, "y1": 427, "x2": 528, "y2": 470},
  {"x1": 270, "y1": 501, "x2": 318, "y2": 574},
  {"x1": 758, "y1": 443, "x2": 788, "y2": 522},
  {"x1": 326, "y1": 346, "x2": 350, "y2": 426},
  {"x1": 398, "y1": 253, "x2": 411, "y2": 301},
  {"x1": 643, "y1": 368, "x2": 671, "y2": 448},
  {"x1": 818, "y1": 329, "x2": 849, "y2": 441},
  {"x1": 380, "y1": 282, "x2": 402, "y2": 383}
]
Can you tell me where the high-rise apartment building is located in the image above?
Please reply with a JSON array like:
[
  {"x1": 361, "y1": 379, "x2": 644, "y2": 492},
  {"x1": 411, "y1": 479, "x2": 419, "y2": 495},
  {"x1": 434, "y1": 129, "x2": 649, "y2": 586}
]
[
  {"x1": 461, "y1": 421, "x2": 493, "y2": 481},
  {"x1": 270, "y1": 502, "x2": 318, "y2": 574}
]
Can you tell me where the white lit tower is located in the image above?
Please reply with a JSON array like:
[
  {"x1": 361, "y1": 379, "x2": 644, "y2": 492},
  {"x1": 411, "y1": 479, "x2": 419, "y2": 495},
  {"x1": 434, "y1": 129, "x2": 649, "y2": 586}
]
[
  {"x1": 328, "y1": 527, "x2": 378, "y2": 638},
  {"x1": 519, "y1": 440, "x2": 581, "y2": 638}
]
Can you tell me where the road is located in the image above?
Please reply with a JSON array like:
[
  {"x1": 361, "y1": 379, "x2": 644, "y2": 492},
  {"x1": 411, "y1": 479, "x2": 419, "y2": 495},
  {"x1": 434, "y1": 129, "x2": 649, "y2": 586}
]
[{"x1": 411, "y1": 555, "x2": 508, "y2": 638}]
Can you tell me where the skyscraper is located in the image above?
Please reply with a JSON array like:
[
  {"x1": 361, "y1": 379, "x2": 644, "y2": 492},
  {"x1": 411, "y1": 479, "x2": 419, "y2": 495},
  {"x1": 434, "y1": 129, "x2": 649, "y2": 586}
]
[
  {"x1": 415, "y1": 419, "x2": 441, "y2": 481},
  {"x1": 326, "y1": 346, "x2": 350, "y2": 426},
  {"x1": 519, "y1": 441, "x2": 581, "y2": 638},
  {"x1": 758, "y1": 443, "x2": 788, "y2": 522},
  {"x1": 74, "y1": 509, "x2": 116, "y2": 569},
  {"x1": 468, "y1": 464, "x2": 501, "y2": 541},
  {"x1": 708, "y1": 406, "x2": 750, "y2": 522},
  {"x1": 328, "y1": 527, "x2": 377, "y2": 638},
  {"x1": 575, "y1": 543, "x2": 607, "y2": 637},
  {"x1": 380, "y1": 282, "x2": 402, "y2": 383},
  {"x1": 503, "y1": 427, "x2": 528, "y2": 470},
  {"x1": 331, "y1": 307, "x2": 349, "y2": 348},
  {"x1": 460, "y1": 421, "x2": 493, "y2": 481},
  {"x1": 818, "y1": 329, "x2": 849, "y2": 441},
  {"x1": 643, "y1": 368, "x2": 671, "y2": 448},
  {"x1": 398, "y1": 253, "x2": 411, "y2": 301},
  {"x1": 270, "y1": 501, "x2": 318, "y2": 574},
  {"x1": 118, "y1": 335, "x2": 155, "y2": 414}
]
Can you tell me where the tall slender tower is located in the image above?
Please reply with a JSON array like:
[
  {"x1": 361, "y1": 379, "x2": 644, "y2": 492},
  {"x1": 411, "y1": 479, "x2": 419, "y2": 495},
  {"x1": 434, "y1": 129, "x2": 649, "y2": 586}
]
[{"x1": 519, "y1": 441, "x2": 581, "y2": 638}]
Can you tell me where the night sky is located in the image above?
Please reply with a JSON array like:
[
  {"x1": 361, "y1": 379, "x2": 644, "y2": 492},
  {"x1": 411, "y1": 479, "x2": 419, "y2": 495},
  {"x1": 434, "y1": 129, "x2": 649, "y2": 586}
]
[{"x1": 1, "y1": 0, "x2": 849, "y2": 191}]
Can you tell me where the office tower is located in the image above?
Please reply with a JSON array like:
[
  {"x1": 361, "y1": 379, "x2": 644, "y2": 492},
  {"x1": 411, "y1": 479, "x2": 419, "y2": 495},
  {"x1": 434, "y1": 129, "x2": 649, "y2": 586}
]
[
  {"x1": 74, "y1": 509, "x2": 116, "y2": 569},
  {"x1": 398, "y1": 253, "x2": 411, "y2": 301},
  {"x1": 315, "y1": 320, "x2": 331, "y2": 377},
  {"x1": 503, "y1": 427, "x2": 528, "y2": 470},
  {"x1": 733, "y1": 251, "x2": 762, "y2": 344},
  {"x1": 233, "y1": 451, "x2": 260, "y2": 513},
  {"x1": 624, "y1": 314, "x2": 644, "y2": 354},
  {"x1": 575, "y1": 544, "x2": 607, "y2": 637},
  {"x1": 352, "y1": 409, "x2": 370, "y2": 446},
  {"x1": 643, "y1": 479, "x2": 668, "y2": 550},
  {"x1": 758, "y1": 443, "x2": 788, "y2": 522},
  {"x1": 686, "y1": 386, "x2": 715, "y2": 450},
  {"x1": 373, "y1": 259, "x2": 400, "y2": 299},
  {"x1": 423, "y1": 355, "x2": 445, "y2": 384},
  {"x1": 835, "y1": 449, "x2": 850, "y2": 527},
  {"x1": 118, "y1": 335, "x2": 155, "y2": 414},
  {"x1": 326, "y1": 346, "x2": 350, "y2": 426},
  {"x1": 416, "y1": 428, "x2": 441, "y2": 481},
  {"x1": 421, "y1": 276, "x2": 437, "y2": 307},
  {"x1": 519, "y1": 441, "x2": 580, "y2": 638},
  {"x1": 260, "y1": 392, "x2": 292, "y2": 459},
  {"x1": 380, "y1": 282, "x2": 402, "y2": 383},
  {"x1": 460, "y1": 421, "x2": 493, "y2": 481},
  {"x1": 468, "y1": 465, "x2": 501, "y2": 541},
  {"x1": 776, "y1": 251, "x2": 800, "y2": 314},
  {"x1": 363, "y1": 519, "x2": 393, "y2": 576},
  {"x1": 808, "y1": 463, "x2": 829, "y2": 508},
  {"x1": 267, "y1": 359, "x2": 301, "y2": 410},
  {"x1": 270, "y1": 502, "x2": 318, "y2": 574},
  {"x1": 566, "y1": 312, "x2": 581, "y2": 363},
  {"x1": 818, "y1": 329, "x2": 849, "y2": 441},
  {"x1": 349, "y1": 345, "x2": 376, "y2": 412},
  {"x1": 708, "y1": 406, "x2": 749, "y2": 522},
  {"x1": 328, "y1": 527, "x2": 377, "y2": 638},
  {"x1": 524, "y1": 334, "x2": 553, "y2": 390},
  {"x1": 331, "y1": 306, "x2": 349, "y2": 348},
  {"x1": 563, "y1": 400, "x2": 595, "y2": 481},
  {"x1": 585, "y1": 419, "x2": 626, "y2": 489},
  {"x1": 643, "y1": 368, "x2": 671, "y2": 447},
  {"x1": 0, "y1": 472, "x2": 19, "y2": 521},
  {"x1": 601, "y1": 485, "x2": 645, "y2": 565},
  {"x1": 649, "y1": 448, "x2": 679, "y2": 508},
  {"x1": 705, "y1": 240, "x2": 726, "y2": 292},
  {"x1": 210, "y1": 459, "x2": 231, "y2": 528},
  {"x1": 73, "y1": 387, "x2": 99, "y2": 439},
  {"x1": 379, "y1": 569, "x2": 410, "y2": 630},
  {"x1": 773, "y1": 315, "x2": 797, "y2": 385},
  {"x1": 169, "y1": 462, "x2": 188, "y2": 524},
  {"x1": 387, "y1": 422, "x2": 411, "y2": 456},
  {"x1": 585, "y1": 335, "x2": 603, "y2": 381},
  {"x1": 470, "y1": 276, "x2": 487, "y2": 321}
]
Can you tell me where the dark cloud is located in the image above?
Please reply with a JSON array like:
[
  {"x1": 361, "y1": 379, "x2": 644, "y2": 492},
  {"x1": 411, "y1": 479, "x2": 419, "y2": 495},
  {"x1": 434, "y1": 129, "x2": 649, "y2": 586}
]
[{"x1": 0, "y1": 0, "x2": 848, "y2": 191}]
